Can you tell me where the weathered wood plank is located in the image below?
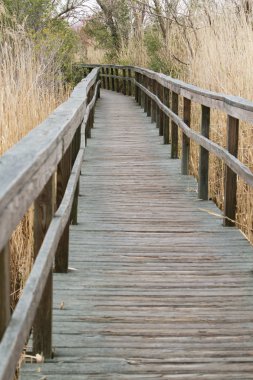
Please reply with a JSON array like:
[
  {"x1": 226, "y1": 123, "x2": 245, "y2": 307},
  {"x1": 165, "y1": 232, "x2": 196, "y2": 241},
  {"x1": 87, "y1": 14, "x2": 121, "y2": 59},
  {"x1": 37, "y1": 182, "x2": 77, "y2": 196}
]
[
  {"x1": 136, "y1": 82, "x2": 253, "y2": 188},
  {"x1": 171, "y1": 91, "x2": 179, "y2": 158},
  {"x1": 181, "y1": 97, "x2": 191, "y2": 174},
  {"x1": 0, "y1": 149, "x2": 84, "y2": 380},
  {"x1": 223, "y1": 116, "x2": 239, "y2": 226},
  {"x1": 0, "y1": 245, "x2": 10, "y2": 340},
  {"x1": 33, "y1": 176, "x2": 54, "y2": 357},
  {"x1": 198, "y1": 105, "x2": 210, "y2": 200},
  {"x1": 21, "y1": 90, "x2": 253, "y2": 380},
  {"x1": 0, "y1": 68, "x2": 99, "y2": 253}
]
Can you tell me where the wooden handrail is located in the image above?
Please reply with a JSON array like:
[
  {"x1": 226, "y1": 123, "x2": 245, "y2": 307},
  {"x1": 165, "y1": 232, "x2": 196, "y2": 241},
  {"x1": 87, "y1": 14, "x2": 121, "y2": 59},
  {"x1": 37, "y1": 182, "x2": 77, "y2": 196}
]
[
  {"x1": 0, "y1": 68, "x2": 100, "y2": 380},
  {"x1": 77, "y1": 63, "x2": 253, "y2": 227}
]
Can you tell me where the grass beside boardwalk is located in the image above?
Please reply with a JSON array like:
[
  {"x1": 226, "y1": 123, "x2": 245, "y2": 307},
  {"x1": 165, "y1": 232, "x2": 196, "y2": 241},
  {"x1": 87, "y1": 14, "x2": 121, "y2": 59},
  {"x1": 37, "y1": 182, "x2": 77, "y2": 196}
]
[{"x1": 0, "y1": 21, "x2": 68, "y2": 310}]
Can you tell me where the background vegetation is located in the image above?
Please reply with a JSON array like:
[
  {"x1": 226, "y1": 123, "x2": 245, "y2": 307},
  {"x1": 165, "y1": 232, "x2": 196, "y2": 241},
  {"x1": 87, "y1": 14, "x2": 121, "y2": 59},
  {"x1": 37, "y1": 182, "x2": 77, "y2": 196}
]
[{"x1": 1, "y1": 0, "x2": 253, "y2": 329}]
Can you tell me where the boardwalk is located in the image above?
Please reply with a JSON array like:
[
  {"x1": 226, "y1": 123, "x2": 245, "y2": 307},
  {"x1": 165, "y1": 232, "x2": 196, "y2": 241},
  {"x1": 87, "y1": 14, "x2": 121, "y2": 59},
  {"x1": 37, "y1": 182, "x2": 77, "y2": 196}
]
[{"x1": 21, "y1": 90, "x2": 253, "y2": 379}]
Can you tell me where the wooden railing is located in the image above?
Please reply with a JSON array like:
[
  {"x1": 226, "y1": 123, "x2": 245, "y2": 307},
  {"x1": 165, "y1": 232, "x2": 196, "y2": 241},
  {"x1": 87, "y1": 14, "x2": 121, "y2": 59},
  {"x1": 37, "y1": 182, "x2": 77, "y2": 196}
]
[
  {"x1": 0, "y1": 68, "x2": 100, "y2": 380},
  {"x1": 1, "y1": 62, "x2": 253, "y2": 379},
  {"x1": 79, "y1": 64, "x2": 253, "y2": 228}
]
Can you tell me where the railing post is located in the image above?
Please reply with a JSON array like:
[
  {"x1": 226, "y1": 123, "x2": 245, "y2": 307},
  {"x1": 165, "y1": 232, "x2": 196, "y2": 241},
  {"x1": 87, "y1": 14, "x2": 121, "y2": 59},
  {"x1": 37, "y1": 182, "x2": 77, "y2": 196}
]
[
  {"x1": 55, "y1": 145, "x2": 72, "y2": 273},
  {"x1": 71, "y1": 125, "x2": 81, "y2": 225},
  {"x1": 128, "y1": 68, "x2": 132, "y2": 96},
  {"x1": 138, "y1": 75, "x2": 142, "y2": 106},
  {"x1": 171, "y1": 91, "x2": 179, "y2": 158},
  {"x1": 0, "y1": 245, "x2": 10, "y2": 341},
  {"x1": 33, "y1": 176, "x2": 54, "y2": 358},
  {"x1": 159, "y1": 84, "x2": 164, "y2": 136},
  {"x1": 151, "y1": 79, "x2": 156, "y2": 123},
  {"x1": 198, "y1": 105, "x2": 210, "y2": 200},
  {"x1": 111, "y1": 67, "x2": 115, "y2": 91},
  {"x1": 144, "y1": 75, "x2": 148, "y2": 114},
  {"x1": 147, "y1": 77, "x2": 151, "y2": 117},
  {"x1": 101, "y1": 67, "x2": 106, "y2": 89},
  {"x1": 182, "y1": 98, "x2": 191, "y2": 174},
  {"x1": 140, "y1": 74, "x2": 144, "y2": 108},
  {"x1": 223, "y1": 115, "x2": 239, "y2": 226},
  {"x1": 156, "y1": 81, "x2": 160, "y2": 129},
  {"x1": 163, "y1": 87, "x2": 170, "y2": 144},
  {"x1": 122, "y1": 68, "x2": 126, "y2": 95},
  {"x1": 135, "y1": 71, "x2": 139, "y2": 103},
  {"x1": 106, "y1": 67, "x2": 110, "y2": 90},
  {"x1": 115, "y1": 68, "x2": 119, "y2": 93}
]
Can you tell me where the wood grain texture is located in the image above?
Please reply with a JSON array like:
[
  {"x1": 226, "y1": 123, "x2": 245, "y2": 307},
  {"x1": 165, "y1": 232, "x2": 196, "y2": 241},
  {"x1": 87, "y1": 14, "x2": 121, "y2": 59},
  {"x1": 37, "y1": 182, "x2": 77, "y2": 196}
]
[
  {"x1": 171, "y1": 91, "x2": 179, "y2": 158},
  {"x1": 33, "y1": 176, "x2": 54, "y2": 357},
  {"x1": 21, "y1": 90, "x2": 253, "y2": 380},
  {"x1": 0, "y1": 68, "x2": 99, "y2": 253},
  {"x1": 223, "y1": 116, "x2": 239, "y2": 226},
  {"x1": 136, "y1": 81, "x2": 253, "y2": 188},
  {"x1": 0, "y1": 149, "x2": 84, "y2": 380},
  {"x1": 79, "y1": 64, "x2": 253, "y2": 123},
  {"x1": 0, "y1": 76, "x2": 100, "y2": 380},
  {"x1": 182, "y1": 97, "x2": 191, "y2": 174},
  {"x1": 0, "y1": 245, "x2": 10, "y2": 340},
  {"x1": 198, "y1": 105, "x2": 210, "y2": 200}
]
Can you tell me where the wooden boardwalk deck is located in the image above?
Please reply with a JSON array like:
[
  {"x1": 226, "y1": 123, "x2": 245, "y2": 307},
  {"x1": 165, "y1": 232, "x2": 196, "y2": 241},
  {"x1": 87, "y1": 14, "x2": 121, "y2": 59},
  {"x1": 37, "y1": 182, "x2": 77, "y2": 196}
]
[{"x1": 21, "y1": 90, "x2": 253, "y2": 379}]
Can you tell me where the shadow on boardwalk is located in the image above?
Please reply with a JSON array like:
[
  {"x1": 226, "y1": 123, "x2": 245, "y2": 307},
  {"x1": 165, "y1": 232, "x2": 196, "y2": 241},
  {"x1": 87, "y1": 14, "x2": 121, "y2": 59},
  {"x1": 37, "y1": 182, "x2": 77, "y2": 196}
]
[{"x1": 21, "y1": 90, "x2": 253, "y2": 379}]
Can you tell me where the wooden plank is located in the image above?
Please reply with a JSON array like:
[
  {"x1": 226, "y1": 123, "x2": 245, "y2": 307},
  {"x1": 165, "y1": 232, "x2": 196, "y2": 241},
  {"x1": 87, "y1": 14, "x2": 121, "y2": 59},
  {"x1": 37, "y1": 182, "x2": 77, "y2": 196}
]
[
  {"x1": 198, "y1": 105, "x2": 210, "y2": 200},
  {"x1": 0, "y1": 149, "x2": 84, "y2": 380},
  {"x1": 0, "y1": 245, "x2": 10, "y2": 340},
  {"x1": 0, "y1": 68, "x2": 99, "y2": 253},
  {"x1": 21, "y1": 90, "x2": 253, "y2": 380},
  {"x1": 223, "y1": 116, "x2": 239, "y2": 227}
]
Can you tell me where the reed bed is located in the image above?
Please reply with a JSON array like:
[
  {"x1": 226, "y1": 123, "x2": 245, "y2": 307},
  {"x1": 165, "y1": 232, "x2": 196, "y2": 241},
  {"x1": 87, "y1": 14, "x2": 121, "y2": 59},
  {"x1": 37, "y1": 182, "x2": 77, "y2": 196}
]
[
  {"x1": 0, "y1": 19, "x2": 68, "y2": 309},
  {"x1": 187, "y1": 9, "x2": 253, "y2": 241}
]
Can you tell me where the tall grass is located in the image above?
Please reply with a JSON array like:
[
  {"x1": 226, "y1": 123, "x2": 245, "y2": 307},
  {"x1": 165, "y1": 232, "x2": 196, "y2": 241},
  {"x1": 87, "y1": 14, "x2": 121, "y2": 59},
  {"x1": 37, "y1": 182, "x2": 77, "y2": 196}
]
[
  {"x1": 186, "y1": 8, "x2": 253, "y2": 241},
  {"x1": 0, "y1": 14, "x2": 68, "y2": 309},
  {"x1": 107, "y1": 5, "x2": 253, "y2": 244}
]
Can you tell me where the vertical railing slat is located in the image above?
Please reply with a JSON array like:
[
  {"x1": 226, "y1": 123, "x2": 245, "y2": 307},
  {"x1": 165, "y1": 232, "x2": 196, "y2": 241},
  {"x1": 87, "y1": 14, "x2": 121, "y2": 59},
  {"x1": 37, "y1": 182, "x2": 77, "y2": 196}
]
[
  {"x1": 171, "y1": 92, "x2": 179, "y2": 158},
  {"x1": 198, "y1": 105, "x2": 210, "y2": 200},
  {"x1": 163, "y1": 87, "x2": 170, "y2": 144},
  {"x1": 55, "y1": 145, "x2": 72, "y2": 273},
  {"x1": 159, "y1": 84, "x2": 164, "y2": 136},
  {"x1": 181, "y1": 98, "x2": 191, "y2": 174},
  {"x1": 106, "y1": 67, "x2": 110, "y2": 90},
  {"x1": 33, "y1": 176, "x2": 54, "y2": 357},
  {"x1": 115, "y1": 68, "x2": 119, "y2": 92},
  {"x1": 223, "y1": 116, "x2": 239, "y2": 226},
  {"x1": 128, "y1": 68, "x2": 132, "y2": 96},
  {"x1": 123, "y1": 68, "x2": 126, "y2": 95},
  {"x1": 151, "y1": 80, "x2": 156, "y2": 123},
  {"x1": 111, "y1": 67, "x2": 115, "y2": 91}
]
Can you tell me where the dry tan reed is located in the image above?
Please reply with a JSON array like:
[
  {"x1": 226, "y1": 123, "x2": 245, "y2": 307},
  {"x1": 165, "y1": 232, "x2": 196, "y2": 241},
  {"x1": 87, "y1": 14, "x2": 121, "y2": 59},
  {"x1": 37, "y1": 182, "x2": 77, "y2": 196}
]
[
  {"x1": 0, "y1": 19, "x2": 68, "y2": 308},
  {"x1": 187, "y1": 8, "x2": 253, "y2": 241}
]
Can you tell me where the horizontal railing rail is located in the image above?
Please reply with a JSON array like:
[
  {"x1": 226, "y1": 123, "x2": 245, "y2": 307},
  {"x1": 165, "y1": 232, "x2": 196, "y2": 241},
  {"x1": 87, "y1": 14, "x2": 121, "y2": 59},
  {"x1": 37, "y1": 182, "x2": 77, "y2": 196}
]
[
  {"x1": 0, "y1": 68, "x2": 100, "y2": 380},
  {"x1": 77, "y1": 63, "x2": 253, "y2": 228}
]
